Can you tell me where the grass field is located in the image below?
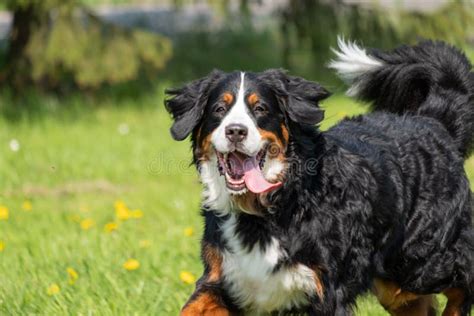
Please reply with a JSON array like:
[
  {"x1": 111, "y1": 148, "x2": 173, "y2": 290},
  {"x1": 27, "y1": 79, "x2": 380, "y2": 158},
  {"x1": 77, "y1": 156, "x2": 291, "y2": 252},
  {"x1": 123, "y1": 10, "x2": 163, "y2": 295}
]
[{"x1": 0, "y1": 89, "x2": 473, "y2": 315}]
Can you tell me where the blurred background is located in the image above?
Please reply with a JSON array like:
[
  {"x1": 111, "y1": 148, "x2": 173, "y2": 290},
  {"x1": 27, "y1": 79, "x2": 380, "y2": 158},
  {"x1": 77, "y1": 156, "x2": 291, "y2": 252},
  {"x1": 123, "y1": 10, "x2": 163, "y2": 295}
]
[{"x1": 0, "y1": 0, "x2": 473, "y2": 315}]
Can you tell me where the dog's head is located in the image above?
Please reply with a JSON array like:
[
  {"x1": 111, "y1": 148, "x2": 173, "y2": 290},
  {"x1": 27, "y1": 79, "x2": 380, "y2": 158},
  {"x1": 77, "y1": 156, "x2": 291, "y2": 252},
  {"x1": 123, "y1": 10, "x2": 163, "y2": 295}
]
[{"x1": 165, "y1": 69, "x2": 329, "y2": 214}]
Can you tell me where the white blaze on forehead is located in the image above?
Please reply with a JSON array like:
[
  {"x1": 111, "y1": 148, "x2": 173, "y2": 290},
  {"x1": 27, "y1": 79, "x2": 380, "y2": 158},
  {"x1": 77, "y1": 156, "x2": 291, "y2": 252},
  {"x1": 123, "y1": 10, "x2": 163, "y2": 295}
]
[
  {"x1": 236, "y1": 72, "x2": 246, "y2": 112},
  {"x1": 211, "y1": 72, "x2": 262, "y2": 156}
]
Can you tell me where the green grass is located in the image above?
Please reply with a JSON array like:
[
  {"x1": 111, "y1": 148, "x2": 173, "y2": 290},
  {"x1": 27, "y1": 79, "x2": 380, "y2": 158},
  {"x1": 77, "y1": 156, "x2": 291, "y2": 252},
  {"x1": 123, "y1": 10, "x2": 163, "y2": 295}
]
[{"x1": 0, "y1": 90, "x2": 473, "y2": 315}]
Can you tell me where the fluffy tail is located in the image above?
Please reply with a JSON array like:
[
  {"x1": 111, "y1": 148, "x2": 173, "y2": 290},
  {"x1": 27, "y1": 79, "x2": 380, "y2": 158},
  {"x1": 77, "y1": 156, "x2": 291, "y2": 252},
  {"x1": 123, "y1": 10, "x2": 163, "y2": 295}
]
[{"x1": 329, "y1": 37, "x2": 474, "y2": 158}]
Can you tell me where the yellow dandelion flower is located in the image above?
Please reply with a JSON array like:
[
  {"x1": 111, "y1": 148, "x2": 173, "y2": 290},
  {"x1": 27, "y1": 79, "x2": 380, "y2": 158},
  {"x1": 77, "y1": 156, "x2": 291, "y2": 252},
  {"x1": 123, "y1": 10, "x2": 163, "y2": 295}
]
[
  {"x1": 114, "y1": 200, "x2": 126, "y2": 210},
  {"x1": 104, "y1": 222, "x2": 118, "y2": 233},
  {"x1": 139, "y1": 239, "x2": 151, "y2": 248},
  {"x1": 47, "y1": 283, "x2": 60, "y2": 296},
  {"x1": 0, "y1": 241, "x2": 5, "y2": 252},
  {"x1": 180, "y1": 271, "x2": 196, "y2": 285},
  {"x1": 115, "y1": 208, "x2": 130, "y2": 220},
  {"x1": 130, "y1": 209, "x2": 143, "y2": 219},
  {"x1": 183, "y1": 227, "x2": 194, "y2": 237},
  {"x1": 80, "y1": 218, "x2": 95, "y2": 230},
  {"x1": 123, "y1": 258, "x2": 140, "y2": 271},
  {"x1": 67, "y1": 267, "x2": 79, "y2": 285},
  {"x1": 0, "y1": 206, "x2": 9, "y2": 220},
  {"x1": 22, "y1": 200, "x2": 32, "y2": 211},
  {"x1": 114, "y1": 201, "x2": 131, "y2": 221}
]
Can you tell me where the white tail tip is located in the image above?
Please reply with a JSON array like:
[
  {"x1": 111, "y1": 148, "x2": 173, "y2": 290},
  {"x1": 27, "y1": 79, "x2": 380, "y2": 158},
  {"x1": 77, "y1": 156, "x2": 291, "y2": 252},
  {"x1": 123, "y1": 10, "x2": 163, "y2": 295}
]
[{"x1": 328, "y1": 36, "x2": 383, "y2": 96}]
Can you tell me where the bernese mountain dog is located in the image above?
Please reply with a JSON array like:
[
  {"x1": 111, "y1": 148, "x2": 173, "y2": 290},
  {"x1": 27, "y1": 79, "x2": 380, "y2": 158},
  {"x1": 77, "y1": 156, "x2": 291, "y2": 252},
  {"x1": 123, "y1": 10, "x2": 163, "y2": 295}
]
[{"x1": 165, "y1": 39, "x2": 474, "y2": 315}]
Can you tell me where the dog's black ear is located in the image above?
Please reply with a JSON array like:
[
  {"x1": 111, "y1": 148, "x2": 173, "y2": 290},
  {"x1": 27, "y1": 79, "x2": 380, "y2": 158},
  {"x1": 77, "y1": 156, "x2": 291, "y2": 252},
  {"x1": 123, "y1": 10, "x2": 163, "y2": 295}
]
[
  {"x1": 260, "y1": 69, "x2": 330, "y2": 125},
  {"x1": 165, "y1": 70, "x2": 224, "y2": 140},
  {"x1": 285, "y1": 74, "x2": 330, "y2": 125}
]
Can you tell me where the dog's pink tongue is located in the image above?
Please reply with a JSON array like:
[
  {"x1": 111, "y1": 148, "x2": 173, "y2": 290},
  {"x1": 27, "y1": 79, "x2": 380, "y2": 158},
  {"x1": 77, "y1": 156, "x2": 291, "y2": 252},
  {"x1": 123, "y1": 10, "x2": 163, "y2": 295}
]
[{"x1": 243, "y1": 157, "x2": 282, "y2": 194}]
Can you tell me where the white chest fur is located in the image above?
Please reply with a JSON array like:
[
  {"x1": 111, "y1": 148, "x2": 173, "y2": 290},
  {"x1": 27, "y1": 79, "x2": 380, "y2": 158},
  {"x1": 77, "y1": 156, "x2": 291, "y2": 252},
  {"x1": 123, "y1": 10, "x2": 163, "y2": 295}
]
[{"x1": 220, "y1": 215, "x2": 316, "y2": 314}]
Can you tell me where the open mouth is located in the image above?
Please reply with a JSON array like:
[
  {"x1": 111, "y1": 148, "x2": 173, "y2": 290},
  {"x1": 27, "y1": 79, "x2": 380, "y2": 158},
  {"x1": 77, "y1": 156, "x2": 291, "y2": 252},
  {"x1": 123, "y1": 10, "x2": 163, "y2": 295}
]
[{"x1": 216, "y1": 145, "x2": 282, "y2": 194}]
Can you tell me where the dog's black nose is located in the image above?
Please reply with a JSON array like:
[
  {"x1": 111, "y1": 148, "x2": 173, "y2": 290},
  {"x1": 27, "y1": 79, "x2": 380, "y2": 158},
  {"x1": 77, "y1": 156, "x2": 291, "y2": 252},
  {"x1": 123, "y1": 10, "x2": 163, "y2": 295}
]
[{"x1": 225, "y1": 124, "x2": 248, "y2": 143}]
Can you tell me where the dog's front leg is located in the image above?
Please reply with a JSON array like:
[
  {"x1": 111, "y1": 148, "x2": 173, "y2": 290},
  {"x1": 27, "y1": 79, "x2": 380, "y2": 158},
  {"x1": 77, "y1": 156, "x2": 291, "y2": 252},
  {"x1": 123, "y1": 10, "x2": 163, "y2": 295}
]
[
  {"x1": 181, "y1": 286, "x2": 231, "y2": 316},
  {"x1": 181, "y1": 243, "x2": 236, "y2": 316}
]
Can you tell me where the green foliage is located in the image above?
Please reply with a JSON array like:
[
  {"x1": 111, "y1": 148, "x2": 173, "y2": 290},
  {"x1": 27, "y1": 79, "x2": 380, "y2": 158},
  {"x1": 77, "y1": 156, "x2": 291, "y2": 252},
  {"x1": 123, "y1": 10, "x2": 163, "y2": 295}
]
[
  {"x1": 25, "y1": 9, "x2": 172, "y2": 89},
  {"x1": 281, "y1": 1, "x2": 474, "y2": 82},
  {"x1": 3, "y1": 0, "x2": 172, "y2": 91},
  {"x1": 5, "y1": 0, "x2": 78, "y2": 11},
  {"x1": 2, "y1": 0, "x2": 474, "y2": 94},
  {"x1": 163, "y1": 25, "x2": 281, "y2": 82},
  {"x1": 396, "y1": 2, "x2": 474, "y2": 45}
]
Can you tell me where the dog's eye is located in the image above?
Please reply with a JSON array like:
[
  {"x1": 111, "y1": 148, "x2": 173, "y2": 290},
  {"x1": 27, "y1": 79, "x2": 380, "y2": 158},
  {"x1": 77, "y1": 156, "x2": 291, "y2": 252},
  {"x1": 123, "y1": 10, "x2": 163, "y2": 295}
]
[
  {"x1": 254, "y1": 105, "x2": 267, "y2": 114},
  {"x1": 214, "y1": 105, "x2": 227, "y2": 115}
]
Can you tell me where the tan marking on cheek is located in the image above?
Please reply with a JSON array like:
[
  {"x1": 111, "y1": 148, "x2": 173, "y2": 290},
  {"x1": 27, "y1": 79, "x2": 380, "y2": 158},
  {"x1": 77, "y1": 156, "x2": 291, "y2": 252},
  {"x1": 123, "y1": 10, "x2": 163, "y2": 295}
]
[
  {"x1": 258, "y1": 129, "x2": 286, "y2": 160},
  {"x1": 247, "y1": 93, "x2": 259, "y2": 106},
  {"x1": 195, "y1": 132, "x2": 213, "y2": 161},
  {"x1": 203, "y1": 244, "x2": 223, "y2": 283},
  {"x1": 222, "y1": 92, "x2": 234, "y2": 105}
]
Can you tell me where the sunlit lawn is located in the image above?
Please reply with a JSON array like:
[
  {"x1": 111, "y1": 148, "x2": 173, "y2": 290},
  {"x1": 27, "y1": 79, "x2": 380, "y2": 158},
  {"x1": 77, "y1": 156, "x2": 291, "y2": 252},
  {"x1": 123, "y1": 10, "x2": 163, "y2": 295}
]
[{"x1": 0, "y1": 89, "x2": 472, "y2": 315}]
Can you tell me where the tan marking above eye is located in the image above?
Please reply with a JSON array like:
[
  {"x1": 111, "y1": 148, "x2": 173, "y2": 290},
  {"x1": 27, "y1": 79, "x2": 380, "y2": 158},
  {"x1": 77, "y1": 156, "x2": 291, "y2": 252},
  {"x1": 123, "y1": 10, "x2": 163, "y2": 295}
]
[
  {"x1": 222, "y1": 92, "x2": 234, "y2": 105},
  {"x1": 247, "y1": 93, "x2": 259, "y2": 106}
]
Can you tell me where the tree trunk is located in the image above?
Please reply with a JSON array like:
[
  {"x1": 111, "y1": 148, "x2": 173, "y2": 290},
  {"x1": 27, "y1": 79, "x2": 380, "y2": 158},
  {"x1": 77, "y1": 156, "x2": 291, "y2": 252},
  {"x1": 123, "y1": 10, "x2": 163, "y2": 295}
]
[{"x1": 2, "y1": 4, "x2": 42, "y2": 89}]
